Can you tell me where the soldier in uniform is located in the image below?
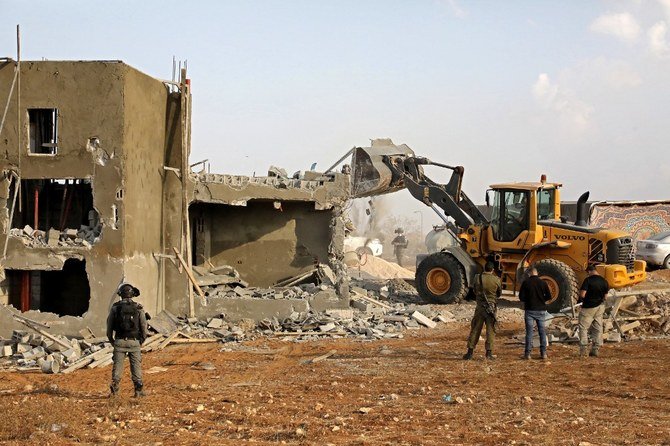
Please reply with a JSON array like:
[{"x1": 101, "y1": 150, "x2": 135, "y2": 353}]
[
  {"x1": 107, "y1": 282, "x2": 148, "y2": 397},
  {"x1": 463, "y1": 261, "x2": 502, "y2": 360},
  {"x1": 391, "y1": 228, "x2": 408, "y2": 266}
]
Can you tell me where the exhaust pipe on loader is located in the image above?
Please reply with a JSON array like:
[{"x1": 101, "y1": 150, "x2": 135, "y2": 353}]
[
  {"x1": 574, "y1": 191, "x2": 590, "y2": 227},
  {"x1": 350, "y1": 139, "x2": 415, "y2": 198}
]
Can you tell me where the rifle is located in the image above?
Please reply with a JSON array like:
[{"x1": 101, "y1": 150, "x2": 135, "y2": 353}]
[{"x1": 478, "y1": 273, "x2": 498, "y2": 328}]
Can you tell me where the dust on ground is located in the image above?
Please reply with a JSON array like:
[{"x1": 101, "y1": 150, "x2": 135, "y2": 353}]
[{"x1": 1, "y1": 317, "x2": 669, "y2": 446}]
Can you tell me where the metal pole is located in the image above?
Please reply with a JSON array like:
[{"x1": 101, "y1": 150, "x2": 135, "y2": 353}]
[
  {"x1": 324, "y1": 148, "x2": 354, "y2": 174},
  {"x1": 180, "y1": 67, "x2": 194, "y2": 317},
  {"x1": 3, "y1": 173, "x2": 20, "y2": 258},
  {"x1": 33, "y1": 185, "x2": 38, "y2": 230},
  {"x1": 0, "y1": 63, "x2": 18, "y2": 138},
  {"x1": 21, "y1": 271, "x2": 30, "y2": 312},
  {"x1": 17, "y1": 25, "x2": 22, "y2": 212}
]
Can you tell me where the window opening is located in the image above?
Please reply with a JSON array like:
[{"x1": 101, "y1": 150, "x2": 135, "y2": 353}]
[
  {"x1": 5, "y1": 259, "x2": 90, "y2": 316},
  {"x1": 28, "y1": 108, "x2": 58, "y2": 155},
  {"x1": 537, "y1": 189, "x2": 555, "y2": 221},
  {"x1": 491, "y1": 190, "x2": 529, "y2": 242},
  {"x1": 8, "y1": 179, "x2": 100, "y2": 247}
]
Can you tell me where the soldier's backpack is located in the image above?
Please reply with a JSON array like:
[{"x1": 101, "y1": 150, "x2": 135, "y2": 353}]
[{"x1": 115, "y1": 301, "x2": 140, "y2": 338}]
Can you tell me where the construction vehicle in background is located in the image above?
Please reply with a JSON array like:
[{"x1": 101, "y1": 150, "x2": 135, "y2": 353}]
[{"x1": 349, "y1": 139, "x2": 647, "y2": 312}]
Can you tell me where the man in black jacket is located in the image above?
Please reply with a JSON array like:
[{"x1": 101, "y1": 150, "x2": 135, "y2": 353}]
[
  {"x1": 578, "y1": 265, "x2": 610, "y2": 357},
  {"x1": 107, "y1": 282, "x2": 148, "y2": 397},
  {"x1": 519, "y1": 267, "x2": 552, "y2": 360}
]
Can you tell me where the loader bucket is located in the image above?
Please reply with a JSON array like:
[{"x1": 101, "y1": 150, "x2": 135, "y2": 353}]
[{"x1": 350, "y1": 139, "x2": 415, "y2": 198}]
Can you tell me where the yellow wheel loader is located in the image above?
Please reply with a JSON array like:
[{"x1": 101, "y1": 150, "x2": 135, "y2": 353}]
[{"x1": 350, "y1": 139, "x2": 646, "y2": 313}]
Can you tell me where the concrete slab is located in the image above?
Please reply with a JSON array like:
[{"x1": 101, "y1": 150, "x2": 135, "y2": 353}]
[{"x1": 195, "y1": 297, "x2": 309, "y2": 322}]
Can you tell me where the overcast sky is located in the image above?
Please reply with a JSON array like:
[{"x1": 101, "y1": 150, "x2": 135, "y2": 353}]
[{"x1": 1, "y1": 0, "x2": 669, "y2": 228}]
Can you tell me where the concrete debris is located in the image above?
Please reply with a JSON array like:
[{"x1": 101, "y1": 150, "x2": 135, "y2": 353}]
[
  {"x1": 0, "y1": 328, "x2": 113, "y2": 373},
  {"x1": 411, "y1": 311, "x2": 438, "y2": 329},
  {"x1": 268, "y1": 166, "x2": 289, "y2": 178},
  {"x1": 9, "y1": 223, "x2": 101, "y2": 248},
  {"x1": 523, "y1": 290, "x2": 670, "y2": 344}
]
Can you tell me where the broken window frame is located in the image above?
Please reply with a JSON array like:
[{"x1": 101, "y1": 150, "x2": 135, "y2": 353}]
[{"x1": 27, "y1": 108, "x2": 59, "y2": 155}]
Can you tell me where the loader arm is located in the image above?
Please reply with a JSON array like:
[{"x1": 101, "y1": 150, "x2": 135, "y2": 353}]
[{"x1": 383, "y1": 155, "x2": 489, "y2": 229}]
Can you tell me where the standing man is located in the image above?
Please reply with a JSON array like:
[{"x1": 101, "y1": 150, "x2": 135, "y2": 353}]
[
  {"x1": 463, "y1": 261, "x2": 502, "y2": 360},
  {"x1": 391, "y1": 228, "x2": 408, "y2": 266},
  {"x1": 519, "y1": 267, "x2": 552, "y2": 360},
  {"x1": 578, "y1": 265, "x2": 610, "y2": 357},
  {"x1": 107, "y1": 282, "x2": 148, "y2": 397}
]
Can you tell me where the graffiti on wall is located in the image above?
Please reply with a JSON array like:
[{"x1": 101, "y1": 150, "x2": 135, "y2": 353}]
[{"x1": 589, "y1": 201, "x2": 670, "y2": 241}]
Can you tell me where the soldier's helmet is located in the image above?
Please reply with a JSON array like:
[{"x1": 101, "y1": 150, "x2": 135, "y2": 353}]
[
  {"x1": 117, "y1": 282, "x2": 140, "y2": 299},
  {"x1": 394, "y1": 228, "x2": 404, "y2": 234}
]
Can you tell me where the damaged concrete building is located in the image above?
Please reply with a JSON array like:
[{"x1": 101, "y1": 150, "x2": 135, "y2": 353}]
[{"x1": 0, "y1": 59, "x2": 349, "y2": 338}]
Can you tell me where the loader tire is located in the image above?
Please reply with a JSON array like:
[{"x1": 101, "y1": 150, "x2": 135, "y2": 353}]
[
  {"x1": 532, "y1": 259, "x2": 578, "y2": 314},
  {"x1": 416, "y1": 253, "x2": 467, "y2": 304}
]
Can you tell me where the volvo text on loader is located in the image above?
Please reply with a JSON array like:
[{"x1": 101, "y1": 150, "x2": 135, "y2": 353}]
[{"x1": 349, "y1": 139, "x2": 646, "y2": 313}]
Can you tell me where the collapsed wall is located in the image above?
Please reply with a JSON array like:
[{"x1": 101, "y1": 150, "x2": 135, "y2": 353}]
[
  {"x1": 0, "y1": 59, "x2": 354, "y2": 337},
  {"x1": 163, "y1": 169, "x2": 352, "y2": 321}
]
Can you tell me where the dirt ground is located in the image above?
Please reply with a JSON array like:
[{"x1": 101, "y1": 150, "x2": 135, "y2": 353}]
[{"x1": 2, "y1": 315, "x2": 669, "y2": 446}]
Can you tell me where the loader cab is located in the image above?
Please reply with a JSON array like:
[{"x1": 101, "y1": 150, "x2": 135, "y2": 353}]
[
  {"x1": 487, "y1": 180, "x2": 561, "y2": 250},
  {"x1": 490, "y1": 189, "x2": 530, "y2": 242}
]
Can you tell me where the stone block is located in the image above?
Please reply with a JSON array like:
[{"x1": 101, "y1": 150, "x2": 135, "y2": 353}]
[
  {"x1": 47, "y1": 228, "x2": 61, "y2": 247},
  {"x1": 319, "y1": 323, "x2": 336, "y2": 332},
  {"x1": 411, "y1": 311, "x2": 437, "y2": 329},
  {"x1": 23, "y1": 225, "x2": 35, "y2": 236},
  {"x1": 16, "y1": 343, "x2": 31, "y2": 353},
  {"x1": 234, "y1": 286, "x2": 252, "y2": 297},
  {"x1": 1, "y1": 345, "x2": 13, "y2": 357},
  {"x1": 207, "y1": 318, "x2": 224, "y2": 329},
  {"x1": 12, "y1": 330, "x2": 29, "y2": 343},
  {"x1": 62, "y1": 348, "x2": 80, "y2": 363},
  {"x1": 22, "y1": 346, "x2": 46, "y2": 361},
  {"x1": 28, "y1": 334, "x2": 44, "y2": 347},
  {"x1": 606, "y1": 331, "x2": 622, "y2": 343},
  {"x1": 326, "y1": 309, "x2": 354, "y2": 320},
  {"x1": 351, "y1": 299, "x2": 370, "y2": 312}
]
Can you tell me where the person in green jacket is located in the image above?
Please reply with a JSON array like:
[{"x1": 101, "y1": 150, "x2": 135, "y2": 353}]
[{"x1": 463, "y1": 261, "x2": 502, "y2": 360}]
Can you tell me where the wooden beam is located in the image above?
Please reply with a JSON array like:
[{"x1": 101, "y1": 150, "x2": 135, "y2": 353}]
[
  {"x1": 305, "y1": 350, "x2": 337, "y2": 364},
  {"x1": 172, "y1": 247, "x2": 206, "y2": 305},
  {"x1": 12, "y1": 316, "x2": 71, "y2": 350},
  {"x1": 351, "y1": 291, "x2": 393, "y2": 310}
]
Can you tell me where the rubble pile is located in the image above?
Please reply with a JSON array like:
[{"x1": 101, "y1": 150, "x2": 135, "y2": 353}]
[
  {"x1": 0, "y1": 326, "x2": 112, "y2": 374},
  {"x1": 9, "y1": 222, "x2": 101, "y2": 248},
  {"x1": 0, "y1": 276, "x2": 456, "y2": 374},
  {"x1": 259, "y1": 301, "x2": 450, "y2": 341},
  {"x1": 537, "y1": 290, "x2": 670, "y2": 344},
  {"x1": 197, "y1": 263, "x2": 337, "y2": 300}
]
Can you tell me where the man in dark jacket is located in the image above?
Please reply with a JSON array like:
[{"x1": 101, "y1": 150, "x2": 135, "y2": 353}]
[
  {"x1": 578, "y1": 265, "x2": 610, "y2": 357},
  {"x1": 107, "y1": 282, "x2": 148, "y2": 397},
  {"x1": 519, "y1": 267, "x2": 552, "y2": 360}
]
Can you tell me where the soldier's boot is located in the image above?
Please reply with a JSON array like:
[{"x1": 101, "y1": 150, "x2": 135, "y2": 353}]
[
  {"x1": 579, "y1": 345, "x2": 589, "y2": 358},
  {"x1": 540, "y1": 350, "x2": 548, "y2": 360},
  {"x1": 522, "y1": 352, "x2": 531, "y2": 360},
  {"x1": 462, "y1": 348, "x2": 474, "y2": 360},
  {"x1": 485, "y1": 350, "x2": 496, "y2": 360},
  {"x1": 109, "y1": 381, "x2": 119, "y2": 397},
  {"x1": 589, "y1": 347, "x2": 600, "y2": 357},
  {"x1": 133, "y1": 383, "x2": 145, "y2": 398}
]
